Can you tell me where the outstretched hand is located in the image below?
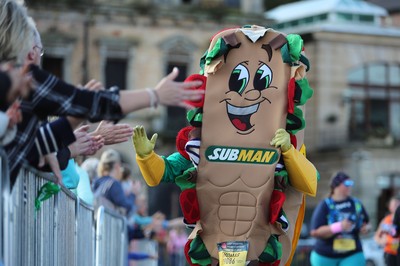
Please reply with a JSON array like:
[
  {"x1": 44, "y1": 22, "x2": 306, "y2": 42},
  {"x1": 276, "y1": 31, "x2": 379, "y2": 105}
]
[
  {"x1": 132, "y1": 125, "x2": 157, "y2": 158},
  {"x1": 68, "y1": 125, "x2": 105, "y2": 157},
  {"x1": 155, "y1": 67, "x2": 204, "y2": 109},
  {"x1": 270, "y1": 128, "x2": 291, "y2": 152},
  {"x1": 91, "y1": 120, "x2": 133, "y2": 145}
]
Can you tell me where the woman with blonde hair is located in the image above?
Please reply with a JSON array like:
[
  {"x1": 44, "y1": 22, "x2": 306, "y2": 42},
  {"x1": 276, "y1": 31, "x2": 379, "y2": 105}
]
[
  {"x1": 93, "y1": 149, "x2": 135, "y2": 214},
  {"x1": 0, "y1": 0, "x2": 34, "y2": 65}
]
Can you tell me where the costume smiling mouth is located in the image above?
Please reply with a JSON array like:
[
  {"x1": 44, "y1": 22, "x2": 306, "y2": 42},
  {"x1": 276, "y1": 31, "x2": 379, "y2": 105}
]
[{"x1": 227, "y1": 103, "x2": 259, "y2": 131}]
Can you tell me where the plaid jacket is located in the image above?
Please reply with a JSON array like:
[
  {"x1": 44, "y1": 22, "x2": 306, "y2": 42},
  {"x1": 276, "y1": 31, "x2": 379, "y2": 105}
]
[{"x1": 4, "y1": 64, "x2": 124, "y2": 188}]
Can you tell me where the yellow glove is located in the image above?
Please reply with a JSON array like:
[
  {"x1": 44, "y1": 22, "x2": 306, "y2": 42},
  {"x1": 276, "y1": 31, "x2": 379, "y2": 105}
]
[
  {"x1": 270, "y1": 128, "x2": 291, "y2": 152},
  {"x1": 132, "y1": 125, "x2": 158, "y2": 158},
  {"x1": 132, "y1": 125, "x2": 164, "y2": 186},
  {"x1": 282, "y1": 144, "x2": 318, "y2": 196}
]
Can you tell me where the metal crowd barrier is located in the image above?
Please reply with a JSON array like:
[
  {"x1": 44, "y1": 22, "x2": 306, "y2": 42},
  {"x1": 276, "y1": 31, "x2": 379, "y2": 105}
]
[
  {"x1": 0, "y1": 151, "x2": 127, "y2": 266},
  {"x1": 95, "y1": 206, "x2": 127, "y2": 266},
  {"x1": 0, "y1": 148, "x2": 9, "y2": 266},
  {"x1": 77, "y1": 199, "x2": 96, "y2": 266}
]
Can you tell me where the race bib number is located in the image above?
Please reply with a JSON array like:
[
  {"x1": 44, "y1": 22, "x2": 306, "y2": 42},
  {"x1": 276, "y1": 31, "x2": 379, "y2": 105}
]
[
  {"x1": 390, "y1": 241, "x2": 399, "y2": 251},
  {"x1": 217, "y1": 241, "x2": 248, "y2": 266},
  {"x1": 333, "y1": 238, "x2": 356, "y2": 252}
]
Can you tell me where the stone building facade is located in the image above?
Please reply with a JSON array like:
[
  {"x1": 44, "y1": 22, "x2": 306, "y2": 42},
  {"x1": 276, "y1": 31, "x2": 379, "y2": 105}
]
[
  {"x1": 28, "y1": 0, "x2": 269, "y2": 218},
  {"x1": 27, "y1": 0, "x2": 400, "y2": 227},
  {"x1": 267, "y1": 0, "x2": 400, "y2": 227}
]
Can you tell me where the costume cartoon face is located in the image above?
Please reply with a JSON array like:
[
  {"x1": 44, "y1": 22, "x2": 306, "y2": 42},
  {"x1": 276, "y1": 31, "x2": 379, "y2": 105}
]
[
  {"x1": 200, "y1": 28, "x2": 289, "y2": 152},
  {"x1": 196, "y1": 27, "x2": 291, "y2": 261},
  {"x1": 221, "y1": 32, "x2": 289, "y2": 136}
]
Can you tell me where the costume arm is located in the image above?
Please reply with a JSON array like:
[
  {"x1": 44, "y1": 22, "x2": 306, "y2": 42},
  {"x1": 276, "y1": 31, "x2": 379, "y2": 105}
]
[
  {"x1": 136, "y1": 151, "x2": 165, "y2": 186},
  {"x1": 282, "y1": 144, "x2": 318, "y2": 196},
  {"x1": 136, "y1": 151, "x2": 193, "y2": 186},
  {"x1": 133, "y1": 125, "x2": 192, "y2": 186}
]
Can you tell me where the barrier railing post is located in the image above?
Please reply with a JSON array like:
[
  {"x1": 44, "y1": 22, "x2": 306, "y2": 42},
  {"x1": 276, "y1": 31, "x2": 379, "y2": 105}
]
[
  {"x1": 76, "y1": 198, "x2": 96, "y2": 266},
  {"x1": 95, "y1": 206, "x2": 105, "y2": 266},
  {"x1": 96, "y1": 207, "x2": 128, "y2": 266},
  {"x1": 0, "y1": 148, "x2": 10, "y2": 266}
]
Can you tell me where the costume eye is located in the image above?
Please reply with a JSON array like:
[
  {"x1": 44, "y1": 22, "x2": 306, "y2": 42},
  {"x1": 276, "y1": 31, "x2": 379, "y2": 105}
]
[
  {"x1": 229, "y1": 63, "x2": 249, "y2": 95},
  {"x1": 253, "y1": 63, "x2": 273, "y2": 91}
]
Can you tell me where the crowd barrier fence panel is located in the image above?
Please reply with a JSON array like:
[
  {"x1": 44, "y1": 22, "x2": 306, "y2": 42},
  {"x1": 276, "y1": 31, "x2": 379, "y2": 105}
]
[
  {"x1": 77, "y1": 198, "x2": 96, "y2": 266},
  {"x1": 0, "y1": 148, "x2": 9, "y2": 266},
  {"x1": 95, "y1": 206, "x2": 127, "y2": 266},
  {"x1": 53, "y1": 181, "x2": 78, "y2": 266},
  {"x1": 129, "y1": 238, "x2": 159, "y2": 266},
  {"x1": 2, "y1": 161, "x2": 127, "y2": 266}
]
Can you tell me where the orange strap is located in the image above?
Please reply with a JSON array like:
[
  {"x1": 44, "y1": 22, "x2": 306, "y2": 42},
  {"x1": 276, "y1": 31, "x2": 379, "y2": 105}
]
[{"x1": 285, "y1": 195, "x2": 306, "y2": 266}]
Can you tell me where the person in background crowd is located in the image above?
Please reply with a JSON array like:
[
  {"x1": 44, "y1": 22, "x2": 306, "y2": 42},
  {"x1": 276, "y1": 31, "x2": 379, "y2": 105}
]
[
  {"x1": 80, "y1": 157, "x2": 99, "y2": 184},
  {"x1": 374, "y1": 196, "x2": 400, "y2": 266},
  {"x1": 310, "y1": 171, "x2": 370, "y2": 266},
  {"x1": 390, "y1": 198, "x2": 400, "y2": 265},
  {"x1": 167, "y1": 226, "x2": 188, "y2": 266},
  {"x1": 93, "y1": 149, "x2": 136, "y2": 215},
  {"x1": 121, "y1": 163, "x2": 142, "y2": 197}
]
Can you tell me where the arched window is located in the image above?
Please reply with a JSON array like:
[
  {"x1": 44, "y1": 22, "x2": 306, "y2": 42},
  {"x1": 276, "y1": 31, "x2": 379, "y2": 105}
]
[{"x1": 347, "y1": 63, "x2": 400, "y2": 141}]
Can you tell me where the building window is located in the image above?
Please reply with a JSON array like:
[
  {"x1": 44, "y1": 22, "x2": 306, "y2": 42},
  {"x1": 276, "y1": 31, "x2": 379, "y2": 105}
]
[
  {"x1": 105, "y1": 58, "x2": 127, "y2": 90},
  {"x1": 159, "y1": 35, "x2": 196, "y2": 141},
  {"x1": 42, "y1": 56, "x2": 64, "y2": 79},
  {"x1": 99, "y1": 38, "x2": 136, "y2": 92},
  {"x1": 272, "y1": 13, "x2": 329, "y2": 30},
  {"x1": 164, "y1": 62, "x2": 189, "y2": 140},
  {"x1": 337, "y1": 12, "x2": 354, "y2": 22},
  {"x1": 359, "y1": 14, "x2": 374, "y2": 23},
  {"x1": 347, "y1": 63, "x2": 400, "y2": 141},
  {"x1": 39, "y1": 32, "x2": 75, "y2": 82}
]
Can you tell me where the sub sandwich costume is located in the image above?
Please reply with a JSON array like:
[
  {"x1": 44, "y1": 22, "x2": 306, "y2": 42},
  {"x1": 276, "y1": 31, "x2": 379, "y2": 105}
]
[{"x1": 133, "y1": 25, "x2": 319, "y2": 266}]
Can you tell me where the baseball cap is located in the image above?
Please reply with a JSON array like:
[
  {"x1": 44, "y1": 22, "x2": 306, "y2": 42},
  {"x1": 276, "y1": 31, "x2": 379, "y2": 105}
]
[{"x1": 330, "y1": 172, "x2": 353, "y2": 189}]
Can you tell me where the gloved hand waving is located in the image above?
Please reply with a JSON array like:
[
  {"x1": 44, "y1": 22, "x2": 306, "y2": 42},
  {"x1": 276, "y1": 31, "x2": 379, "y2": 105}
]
[{"x1": 132, "y1": 125, "x2": 158, "y2": 158}]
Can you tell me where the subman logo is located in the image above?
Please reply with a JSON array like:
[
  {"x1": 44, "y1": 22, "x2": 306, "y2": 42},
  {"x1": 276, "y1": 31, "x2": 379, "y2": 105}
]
[{"x1": 205, "y1": 146, "x2": 278, "y2": 164}]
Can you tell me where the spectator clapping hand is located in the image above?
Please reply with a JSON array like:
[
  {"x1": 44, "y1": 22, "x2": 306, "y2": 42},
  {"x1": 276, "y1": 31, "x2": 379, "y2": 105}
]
[
  {"x1": 69, "y1": 125, "x2": 104, "y2": 158},
  {"x1": 91, "y1": 120, "x2": 133, "y2": 145}
]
